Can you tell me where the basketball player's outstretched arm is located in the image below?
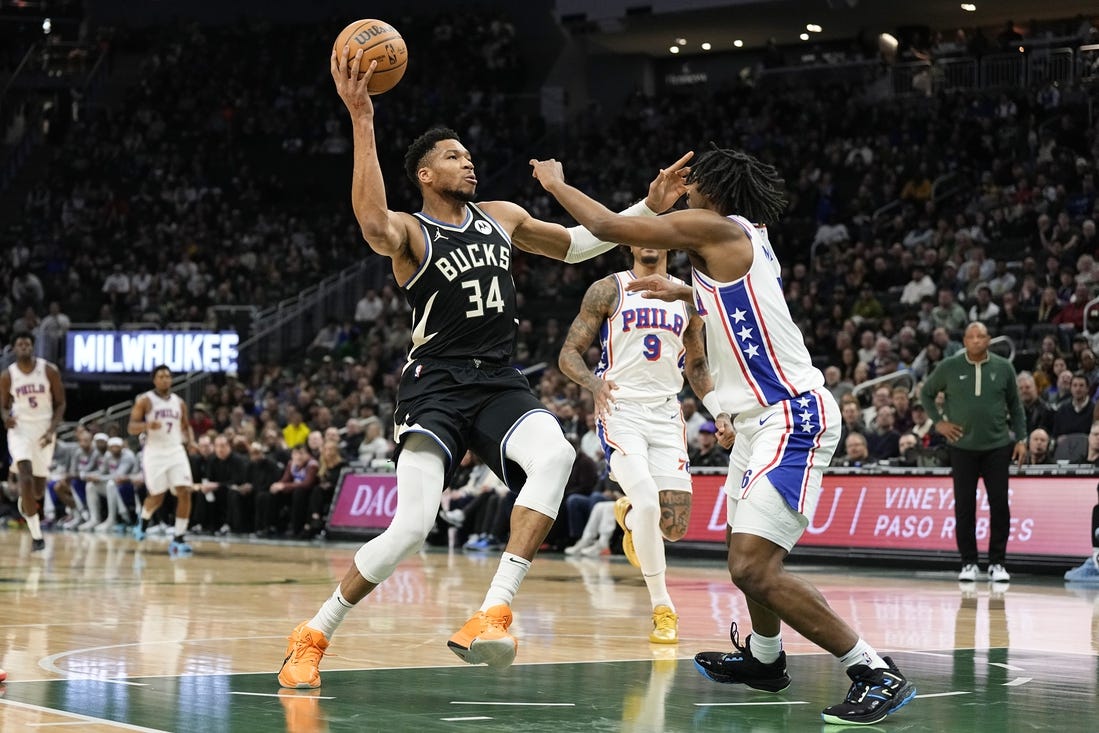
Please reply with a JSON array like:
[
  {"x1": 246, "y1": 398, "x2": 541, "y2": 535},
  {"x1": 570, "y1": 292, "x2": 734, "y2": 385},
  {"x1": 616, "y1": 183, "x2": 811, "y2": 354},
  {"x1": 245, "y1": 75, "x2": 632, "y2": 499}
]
[
  {"x1": 330, "y1": 47, "x2": 416, "y2": 258},
  {"x1": 500, "y1": 152, "x2": 693, "y2": 261},
  {"x1": 531, "y1": 159, "x2": 729, "y2": 259},
  {"x1": 558, "y1": 277, "x2": 619, "y2": 419}
]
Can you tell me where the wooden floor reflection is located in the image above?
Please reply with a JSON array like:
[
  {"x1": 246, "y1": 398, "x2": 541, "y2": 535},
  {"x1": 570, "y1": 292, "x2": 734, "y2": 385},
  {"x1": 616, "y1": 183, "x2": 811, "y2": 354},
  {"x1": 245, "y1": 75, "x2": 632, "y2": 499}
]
[{"x1": 0, "y1": 529, "x2": 1095, "y2": 731}]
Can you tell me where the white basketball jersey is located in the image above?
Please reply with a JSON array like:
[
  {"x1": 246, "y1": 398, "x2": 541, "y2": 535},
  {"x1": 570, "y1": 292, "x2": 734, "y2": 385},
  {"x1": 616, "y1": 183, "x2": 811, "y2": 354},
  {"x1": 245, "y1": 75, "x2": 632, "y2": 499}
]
[
  {"x1": 143, "y1": 391, "x2": 186, "y2": 454},
  {"x1": 595, "y1": 271, "x2": 690, "y2": 404},
  {"x1": 692, "y1": 217, "x2": 823, "y2": 415},
  {"x1": 7, "y1": 359, "x2": 52, "y2": 422}
]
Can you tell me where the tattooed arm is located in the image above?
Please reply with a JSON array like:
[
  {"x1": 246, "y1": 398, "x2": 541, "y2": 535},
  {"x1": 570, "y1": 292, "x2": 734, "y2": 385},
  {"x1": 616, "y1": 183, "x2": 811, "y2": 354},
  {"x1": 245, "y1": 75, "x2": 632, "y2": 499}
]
[{"x1": 559, "y1": 276, "x2": 619, "y2": 419}]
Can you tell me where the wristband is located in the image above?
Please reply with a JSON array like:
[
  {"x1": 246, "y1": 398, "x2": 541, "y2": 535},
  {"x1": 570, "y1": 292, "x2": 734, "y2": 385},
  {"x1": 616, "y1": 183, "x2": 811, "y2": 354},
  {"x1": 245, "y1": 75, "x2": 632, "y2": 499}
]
[
  {"x1": 563, "y1": 199, "x2": 658, "y2": 263},
  {"x1": 701, "y1": 392, "x2": 723, "y2": 419}
]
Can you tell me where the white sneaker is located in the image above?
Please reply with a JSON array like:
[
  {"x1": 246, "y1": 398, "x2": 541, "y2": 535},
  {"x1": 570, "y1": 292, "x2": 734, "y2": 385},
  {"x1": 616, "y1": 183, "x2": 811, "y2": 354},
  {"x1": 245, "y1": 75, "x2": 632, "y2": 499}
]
[
  {"x1": 958, "y1": 564, "x2": 979, "y2": 582},
  {"x1": 564, "y1": 537, "x2": 593, "y2": 556},
  {"x1": 987, "y1": 564, "x2": 1011, "y2": 583},
  {"x1": 579, "y1": 539, "x2": 610, "y2": 557}
]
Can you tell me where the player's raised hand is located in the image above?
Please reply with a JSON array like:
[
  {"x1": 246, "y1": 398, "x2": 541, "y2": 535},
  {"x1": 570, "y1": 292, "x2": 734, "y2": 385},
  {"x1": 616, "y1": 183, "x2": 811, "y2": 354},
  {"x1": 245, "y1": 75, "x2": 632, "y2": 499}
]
[
  {"x1": 645, "y1": 151, "x2": 693, "y2": 213},
  {"x1": 529, "y1": 158, "x2": 565, "y2": 189},
  {"x1": 331, "y1": 46, "x2": 377, "y2": 118},
  {"x1": 626, "y1": 274, "x2": 694, "y2": 304}
]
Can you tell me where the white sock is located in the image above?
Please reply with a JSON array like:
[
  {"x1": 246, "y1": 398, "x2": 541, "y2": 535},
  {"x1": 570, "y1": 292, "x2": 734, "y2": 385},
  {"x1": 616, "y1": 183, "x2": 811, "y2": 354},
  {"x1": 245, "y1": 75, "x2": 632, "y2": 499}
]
[
  {"x1": 481, "y1": 552, "x2": 530, "y2": 610},
  {"x1": 644, "y1": 570, "x2": 673, "y2": 611},
  {"x1": 749, "y1": 629, "x2": 783, "y2": 664},
  {"x1": 307, "y1": 586, "x2": 355, "y2": 640},
  {"x1": 19, "y1": 498, "x2": 43, "y2": 540},
  {"x1": 838, "y1": 638, "x2": 888, "y2": 670},
  {"x1": 141, "y1": 507, "x2": 155, "y2": 521},
  {"x1": 174, "y1": 517, "x2": 189, "y2": 539}
]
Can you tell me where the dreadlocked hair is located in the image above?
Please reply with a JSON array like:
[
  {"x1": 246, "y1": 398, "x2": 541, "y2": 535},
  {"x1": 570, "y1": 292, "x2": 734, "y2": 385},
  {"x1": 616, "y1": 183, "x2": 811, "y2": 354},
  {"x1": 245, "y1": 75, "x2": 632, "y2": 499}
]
[{"x1": 686, "y1": 143, "x2": 788, "y2": 223}]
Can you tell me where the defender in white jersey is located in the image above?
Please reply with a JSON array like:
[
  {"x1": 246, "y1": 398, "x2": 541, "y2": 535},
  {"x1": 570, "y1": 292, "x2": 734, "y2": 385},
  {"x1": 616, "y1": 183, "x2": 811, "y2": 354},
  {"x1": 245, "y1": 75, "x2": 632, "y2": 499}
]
[
  {"x1": 0, "y1": 331, "x2": 65, "y2": 552},
  {"x1": 533, "y1": 146, "x2": 915, "y2": 726},
  {"x1": 127, "y1": 365, "x2": 196, "y2": 555},
  {"x1": 559, "y1": 246, "x2": 714, "y2": 644}
]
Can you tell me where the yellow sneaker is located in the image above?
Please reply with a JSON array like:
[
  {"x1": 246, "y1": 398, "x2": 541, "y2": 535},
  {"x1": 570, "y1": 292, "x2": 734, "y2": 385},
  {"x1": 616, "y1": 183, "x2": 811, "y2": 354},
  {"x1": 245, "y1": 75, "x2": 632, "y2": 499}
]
[
  {"x1": 614, "y1": 496, "x2": 640, "y2": 568},
  {"x1": 649, "y1": 605, "x2": 679, "y2": 644},
  {"x1": 278, "y1": 622, "x2": 329, "y2": 689},
  {"x1": 447, "y1": 605, "x2": 517, "y2": 668}
]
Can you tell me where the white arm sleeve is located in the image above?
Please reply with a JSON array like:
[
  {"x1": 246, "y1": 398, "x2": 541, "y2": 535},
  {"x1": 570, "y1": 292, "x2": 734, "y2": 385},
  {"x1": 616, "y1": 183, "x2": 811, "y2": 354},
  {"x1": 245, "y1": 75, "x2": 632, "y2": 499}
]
[{"x1": 563, "y1": 200, "x2": 657, "y2": 264}]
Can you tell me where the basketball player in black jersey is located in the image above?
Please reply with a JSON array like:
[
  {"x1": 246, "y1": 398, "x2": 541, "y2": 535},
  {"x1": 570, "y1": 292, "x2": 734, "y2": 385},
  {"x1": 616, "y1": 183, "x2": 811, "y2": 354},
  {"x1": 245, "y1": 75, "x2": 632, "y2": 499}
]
[{"x1": 278, "y1": 46, "x2": 691, "y2": 688}]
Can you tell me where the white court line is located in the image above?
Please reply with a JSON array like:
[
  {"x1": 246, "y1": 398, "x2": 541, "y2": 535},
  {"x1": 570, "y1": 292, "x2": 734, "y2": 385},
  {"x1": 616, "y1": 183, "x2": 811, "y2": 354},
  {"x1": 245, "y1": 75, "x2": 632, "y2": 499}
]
[
  {"x1": 230, "y1": 691, "x2": 336, "y2": 699},
  {"x1": 904, "y1": 651, "x2": 956, "y2": 659},
  {"x1": 915, "y1": 691, "x2": 971, "y2": 698},
  {"x1": 1003, "y1": 677, "x2": 1033, "y2": 687},
  {"x1": 441, "y1": 717, "x2": 493, "y2": 722},
  {"x1": 28, "y1": 723, "x2": 93, "y2": 728},
  {"x1": 694, "y1": 701, "x2": 810, "y2": 707},
  {"x1": 988, "y1": 662, "x2": 1025, "y2": 671},
  {"x1": 450, "y1": 701, "x2": 576, "y2": 707},
  {"x1": 0, "y1": 697, "x2": 171, "y2": 732}
]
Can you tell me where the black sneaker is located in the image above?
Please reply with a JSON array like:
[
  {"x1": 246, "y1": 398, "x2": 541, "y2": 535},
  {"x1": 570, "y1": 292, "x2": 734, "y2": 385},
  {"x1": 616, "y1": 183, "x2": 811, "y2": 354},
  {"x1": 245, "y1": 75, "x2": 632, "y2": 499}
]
[
  {"x1": 820, "y1": 656, "x2": 916, "y2": 725},
  {"x1": 693, "y1": 622, "x2": 791, "y2": 692},
  {"x1": 31, "y1": 538, "x2": 45, "y2": 552}
]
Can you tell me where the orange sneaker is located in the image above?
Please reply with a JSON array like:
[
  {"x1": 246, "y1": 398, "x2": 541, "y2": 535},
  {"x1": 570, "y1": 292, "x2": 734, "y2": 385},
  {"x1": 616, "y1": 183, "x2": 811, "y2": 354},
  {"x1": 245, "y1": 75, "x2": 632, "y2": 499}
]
[
  {"x1": 278, "y1": 688, "x2": 324, "y2": 733},
  {"x1": 278, "y1": 622, "x2": 329, "y2": 689},
  {"x1": 614, "y1": 496, "x2": 640, "y2": 568},
  {"x1": 447, "y1": 605, "x2": 517, "y2": 668}
]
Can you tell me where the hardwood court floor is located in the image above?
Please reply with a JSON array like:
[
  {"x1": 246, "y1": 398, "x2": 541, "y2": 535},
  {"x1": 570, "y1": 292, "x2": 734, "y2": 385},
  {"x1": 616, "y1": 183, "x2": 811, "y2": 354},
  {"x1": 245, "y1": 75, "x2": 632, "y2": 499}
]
[{"x1": 0, "y1": 529, "x2": 1094, "y2": 732}]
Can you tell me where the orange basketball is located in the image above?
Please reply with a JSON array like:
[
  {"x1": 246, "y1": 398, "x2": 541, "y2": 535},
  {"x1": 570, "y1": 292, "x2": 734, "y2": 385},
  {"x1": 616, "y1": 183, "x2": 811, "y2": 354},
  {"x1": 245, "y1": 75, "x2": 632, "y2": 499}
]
[{"x1": 333, "y1": 19, "x2": 408, "y2": 95}]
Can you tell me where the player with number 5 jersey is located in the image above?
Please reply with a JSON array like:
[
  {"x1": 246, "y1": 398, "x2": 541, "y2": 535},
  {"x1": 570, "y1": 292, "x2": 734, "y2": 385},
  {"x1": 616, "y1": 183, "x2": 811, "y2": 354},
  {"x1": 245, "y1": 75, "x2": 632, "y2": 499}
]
[{"x1": 0, "y1": 331, "x2": 66, "y2": 552}]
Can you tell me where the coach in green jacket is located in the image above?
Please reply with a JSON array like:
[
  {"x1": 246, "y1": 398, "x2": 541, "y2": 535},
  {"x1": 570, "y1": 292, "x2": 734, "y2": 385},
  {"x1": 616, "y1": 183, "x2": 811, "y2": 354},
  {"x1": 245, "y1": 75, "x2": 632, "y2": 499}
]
[{"x1": 919, "y1": 321, "x2": 1026, "y2": 585}]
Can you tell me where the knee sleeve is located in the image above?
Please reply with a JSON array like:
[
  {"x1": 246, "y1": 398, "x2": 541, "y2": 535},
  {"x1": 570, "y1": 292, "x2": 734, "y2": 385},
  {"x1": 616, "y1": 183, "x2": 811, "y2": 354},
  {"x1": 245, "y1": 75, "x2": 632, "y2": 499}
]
[
  {"x1": 506, "y1": 412, "x2": 574, "y2": 519},
  {"x1": 610, "y1": 451, "x2": 665, "y2": 574},
  {"x1": 354, "y1": 435, "x2": 446, "y2": 584}
]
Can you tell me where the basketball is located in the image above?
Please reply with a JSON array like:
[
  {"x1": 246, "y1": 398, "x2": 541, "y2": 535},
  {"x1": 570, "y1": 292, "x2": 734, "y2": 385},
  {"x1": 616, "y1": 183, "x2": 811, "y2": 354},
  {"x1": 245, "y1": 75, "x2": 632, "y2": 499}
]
[{"x1": 333, "y1": 19, "x2": 408, "y2": 95}]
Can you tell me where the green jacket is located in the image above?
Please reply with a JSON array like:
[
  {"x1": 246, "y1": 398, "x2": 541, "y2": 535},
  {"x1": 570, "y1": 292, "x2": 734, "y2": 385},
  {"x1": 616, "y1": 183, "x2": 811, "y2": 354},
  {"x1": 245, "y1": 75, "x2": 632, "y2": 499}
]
[{"x1": 918, "y1": 350, "x2": 1026, "y2": 452}]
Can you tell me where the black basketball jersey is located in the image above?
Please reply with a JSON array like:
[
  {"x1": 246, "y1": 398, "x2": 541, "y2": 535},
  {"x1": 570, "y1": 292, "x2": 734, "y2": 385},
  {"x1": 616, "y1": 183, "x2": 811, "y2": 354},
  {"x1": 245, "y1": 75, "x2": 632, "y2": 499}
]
[{"x1": 403, "y1": 203, "x2": 518, "y2": 362}]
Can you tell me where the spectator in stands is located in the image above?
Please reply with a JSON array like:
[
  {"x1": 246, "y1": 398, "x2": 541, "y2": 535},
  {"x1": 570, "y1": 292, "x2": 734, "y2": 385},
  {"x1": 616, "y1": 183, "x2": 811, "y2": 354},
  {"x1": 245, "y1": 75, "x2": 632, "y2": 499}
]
[
  {"x1": 862, "y1": 386, "x2": 892, "y2": 427},
  {"x1": 838, "y1": 396, "x2": 865, "y2": 449},
  {"x1": 1052, "y1": 373, "x2": 1094, "y2": 438},
  {"x1": 967, "y1": 284, "x2": 1001, "y2": 325},
  {"x1": 824, "y1": 366, "x2": 854, "y2": 405},
  {"x1": 680, "y1": 396, "x2": 706, "y2": 448},
  {"x1": 1017, "y1": 371, "x2": 1055, "y2": 434},
  {"x1": 833, "y1": 432, "x2": 872, "y2": 467},
  {"x1": 1046, "y1": 366, "x2": 1074, "y2": 408},
  {"x1": 356, "y1": 416, "x2": 390, "y2": 465},
  {"x1": 354, "y1": 289, "x2": 383, "y2": 326},
  {"x1": 1081, "y1": 421, "x2": 1099, "y2": 465},
  {"x1": 1023, "y1": 428, "x2": 1055, "y2": 465},
  {"x1": 1053, "y1": 283, "x2": 1092, "y2": 333},
  {"x1": 195, "y1": 434, "x2": 246, "y2": 536},
  {"x1": 931, "y1": 288, "x2": 967, "y2": 332},
  {"x1": 307, "y1": 318, "x2": 341, "y2": 358},
  {"x1": 891, "y1": 387, "x2": 915, "y2": 433},
  {"x1": 866, "y1": 405, "x2": 901, "y2": 460},
  {"x1": 263, "y1": 444, "x2": 319, "y2": 538},
  {"x1": 688, "y1": 421, "x2": 729, "y2": 468},
  {"x1": 909, "y1": 402, "x2": 940, "y2": 446},
  {"x1": 282, "y1": 406, "x2": 310, "y2": 449},
  {"x1": 302, "y1": 440, "x2": 345, "y2": 539},
  {"x1": 900, "y1": 265, "x2": 936, "y2": 306},
  {"x1": 190, "y1": 403, "x2": 214, "y2": 437}
]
